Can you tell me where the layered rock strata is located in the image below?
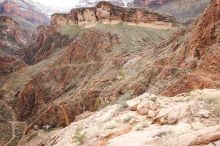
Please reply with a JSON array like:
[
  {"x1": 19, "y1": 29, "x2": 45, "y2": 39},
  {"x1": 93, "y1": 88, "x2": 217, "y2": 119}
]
[{"x1": 51, "y1": 1, "x2": 177, "y2": 29}]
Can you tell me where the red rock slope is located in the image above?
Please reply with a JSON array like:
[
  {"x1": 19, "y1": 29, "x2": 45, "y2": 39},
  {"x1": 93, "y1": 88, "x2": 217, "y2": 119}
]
[{"x1": 6, "y1": 0, "x2": 219, "y2": 138}]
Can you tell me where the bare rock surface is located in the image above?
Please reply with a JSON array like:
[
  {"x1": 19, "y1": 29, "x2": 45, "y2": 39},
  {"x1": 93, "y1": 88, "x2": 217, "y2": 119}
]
[{"x1": 22, "y1": 89, "x2": 220, "y2": 146}]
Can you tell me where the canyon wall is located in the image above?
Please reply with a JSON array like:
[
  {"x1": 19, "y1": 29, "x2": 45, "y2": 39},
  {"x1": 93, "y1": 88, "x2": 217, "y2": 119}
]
[
  {"x1": 51, "y1": 1, "x2": 177, "y2": 29},
  {"x1": 0, "y1": 16, "x2": 28, "y2": 77}
]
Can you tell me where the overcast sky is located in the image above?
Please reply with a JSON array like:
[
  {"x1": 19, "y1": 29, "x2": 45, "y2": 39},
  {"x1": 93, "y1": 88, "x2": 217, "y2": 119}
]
[{"x1": 32, "y1": 0, "x2": 80, "y2": 9}]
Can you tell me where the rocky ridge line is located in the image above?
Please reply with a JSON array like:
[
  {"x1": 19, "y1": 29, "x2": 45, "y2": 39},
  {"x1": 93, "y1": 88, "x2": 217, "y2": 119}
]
[{"x1": 51, "y1": 1, "x2": 177, "y2": 29}]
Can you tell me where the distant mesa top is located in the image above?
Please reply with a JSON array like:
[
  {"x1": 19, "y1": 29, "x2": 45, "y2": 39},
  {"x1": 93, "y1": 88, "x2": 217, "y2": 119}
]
[{"x1": 51, "y1": 1, "x2": 177, "y2": 29}]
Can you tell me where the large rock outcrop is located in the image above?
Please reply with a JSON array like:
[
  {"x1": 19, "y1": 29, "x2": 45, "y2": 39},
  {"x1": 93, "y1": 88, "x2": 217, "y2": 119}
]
[{"x1": 51, "y1": 1, "x2": 177, "y2": 29}]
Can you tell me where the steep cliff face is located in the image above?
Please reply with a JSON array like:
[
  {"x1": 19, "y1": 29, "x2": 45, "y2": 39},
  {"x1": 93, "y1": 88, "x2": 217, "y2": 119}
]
[
  {"x1": 51, "y1": 1, "x2": 177, "y2": 29},
  {"x1": 148, "y1": 0, "x2": 220, "y2": 96},
  {"x1": 0, "y1": 16, "x2": 28, "y2": 77},
  {"x1": 14, "y1": 30, "x2": 120, "y2": 127},
  {"x1": 0, "y1": 0, "x2": 49, "y2": 25},
  {"x1": 104, "y1": 0, "x2": 219, "y2": 97},
  {"x1": 24, "y1": 25, "x2": 72, "y2": 64}
]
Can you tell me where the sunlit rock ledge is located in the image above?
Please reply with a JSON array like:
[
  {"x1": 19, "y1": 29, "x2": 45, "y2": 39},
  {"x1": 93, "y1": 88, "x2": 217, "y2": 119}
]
[{"x1": 51, "y1": 1, "x2": 178, "y2": 30}]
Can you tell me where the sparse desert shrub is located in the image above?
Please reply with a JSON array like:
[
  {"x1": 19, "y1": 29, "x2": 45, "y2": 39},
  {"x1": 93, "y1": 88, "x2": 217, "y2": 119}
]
[
  {"x1": 73, "y1": 126, "x2": 86, "y2": 144},
  {"x1": 121, "y1": 91, "x2": 134, "y2": 101},
  {"x1": 117, "y1": 69, "x2": 127, "y2": 81},
  {"x1": 0, "y1": 122, "x2": 12, "y2": 144},
  {"x1": 123, "y1": 115, "x2": 134, "y2": 123},
  {"x1": 104, "y1": 120, "x2": 117, "y2": 129},
  {"x1": 156, "y1": 131, "x2": 171, "y2": 138},
  {"x1": 60, "y1": 25, "x2": 87, "y2": 38},
  {"x1": 149, "y1": 96, "x2": 157, "y2": 102},
  {"x1": 115, "y1": 91, "x2": 134, "y2": 107},
  {"x1": 133, "y1": 121, "x2": 149, "y2": 131},
  {"x1": 0, "y1": 102, "x2": 13, "y2": 121},
  {"x1": 202, "y1": 92, "x2": 220, "y2": 116}
]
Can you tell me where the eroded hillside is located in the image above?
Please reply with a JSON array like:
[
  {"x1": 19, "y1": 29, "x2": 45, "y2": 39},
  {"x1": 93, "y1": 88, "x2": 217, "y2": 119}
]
[{"x1": 0, "y1": 0, "x2": 219, "y2": 146}]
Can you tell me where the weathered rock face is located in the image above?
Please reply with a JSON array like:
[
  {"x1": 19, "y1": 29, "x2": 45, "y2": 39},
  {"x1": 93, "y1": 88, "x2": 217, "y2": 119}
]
[
  {"x1": 13, "y1": 0, "x2": 220, "y2": 131},
  {"x1": 0, "y1": 1, "x2": 49, "y2": 25},
  {"x1": 0, "y1": 16, "x2": 28, "y2": 77},
  {"x1": 24, "y1": 25, "x2": 72, "y2": 64},
  {"x1": 23, "y1": 89, "x2": 220, "y2": 146},
  {"x1": 51, "y1": 1, "x2": 177, "y2": 29},
  {"x1": 156, "y1": 0, "x2": 220, "y2": 96},
  {"x1": 0, "y1": 53, "x2": 27, "y2": 78},
  {"x1": 0, "y1": 16, "x2": 27, "y2": 47},
  {"x1": 14, "y1": 30, "x2": 120, "y2": 127}
]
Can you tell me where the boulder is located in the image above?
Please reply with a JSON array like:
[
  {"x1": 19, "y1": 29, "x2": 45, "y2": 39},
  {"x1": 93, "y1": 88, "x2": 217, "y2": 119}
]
[
  {"x1": 153, "y1": 103, "x2": 192, "y2": 125},
  {"x1": 126, "y1": 92, "x2": 151, "y2": 111},
  {"x1": 136, "y1": 101, "x2": 159, "y2": 117},
  {"x1": 126, "y1": 98, "x2": 141, "y2": 111}
]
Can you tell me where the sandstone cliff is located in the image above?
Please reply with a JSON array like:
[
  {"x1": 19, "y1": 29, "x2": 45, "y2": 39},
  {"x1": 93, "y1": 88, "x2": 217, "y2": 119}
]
[{"x1": 51, "y1": 1, "x2": 177, "y2": 29}]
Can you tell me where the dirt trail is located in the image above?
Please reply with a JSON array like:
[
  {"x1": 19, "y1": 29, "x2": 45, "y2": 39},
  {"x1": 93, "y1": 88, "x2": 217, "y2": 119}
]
[{"x1": 0, "y1": 100, "x2": 27, "y2": 146}]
